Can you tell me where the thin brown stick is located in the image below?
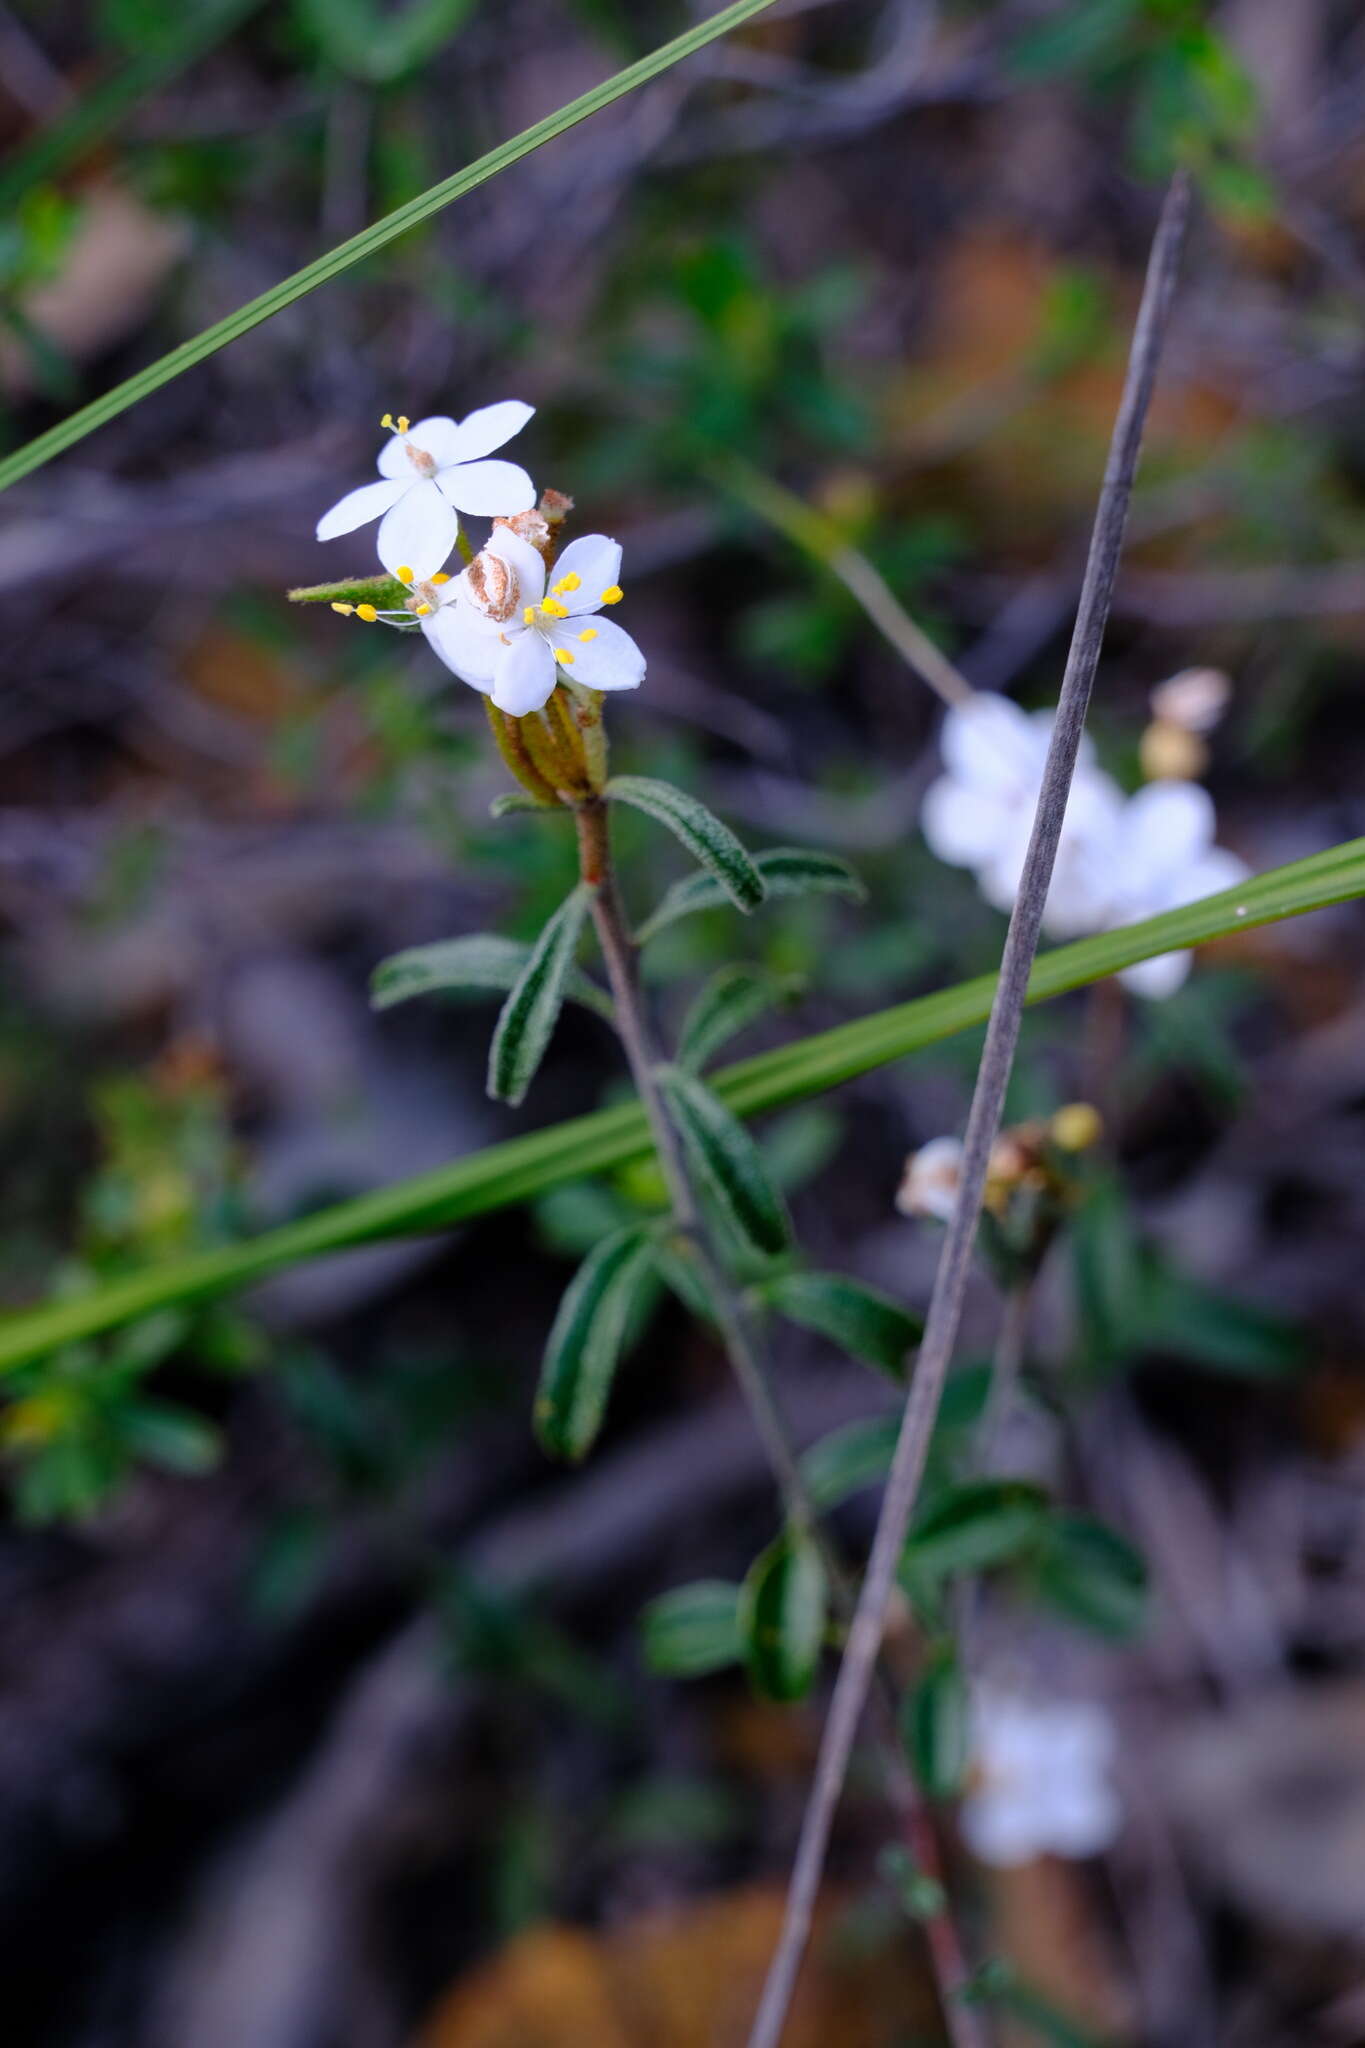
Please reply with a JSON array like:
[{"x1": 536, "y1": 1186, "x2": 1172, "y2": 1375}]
[
  {"x1": 575, "y1": 793, "x2": 986, "y2": 2048},
  {"x1": 745, "y1": 168, "x2": 1193, "y2": 2048}
]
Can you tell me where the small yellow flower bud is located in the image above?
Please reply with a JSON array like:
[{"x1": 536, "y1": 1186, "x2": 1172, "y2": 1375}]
[{"x1": 1051, "y1": 1102, "x2": 1103, "y2": 1153}]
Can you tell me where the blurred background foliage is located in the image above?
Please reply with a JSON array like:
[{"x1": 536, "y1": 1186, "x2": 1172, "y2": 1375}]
[{"x1": 2, "y1": 1, "x2": 1365, "y2": 2044}]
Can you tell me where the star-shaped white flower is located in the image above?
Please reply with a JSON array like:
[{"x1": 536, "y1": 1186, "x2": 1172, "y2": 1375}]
[
  {"x1": 421, "y1": 525, "x2": 646, "y2": 716},
  {"x1": 921, "y1": 696, "x2": 1123, "y2": 940},
  {"x1": 1078, "y1": 780, "x2": 1250, "y2": 999},
  {"x1": 316, "y1": 402, "x2": 536, "y2": 583},
  {"x1": 960, "y1": 1689, "x2": 1121, "y2": 1868}
]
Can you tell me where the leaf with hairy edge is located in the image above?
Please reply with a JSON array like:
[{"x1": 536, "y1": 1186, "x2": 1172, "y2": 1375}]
[
  {"x1": 678, "y1": 965, "x2": 796, "y2": 1072},
  {"x1": 637, "y1": 846, "x2": 866, "y2": 943},
  {"x1": 534, "y1": 1225, "x2": 655, "y2": 1460},
  {"x1": 658, "y1": 1065, "x2": 791, "y2": 1258},
  {"x1": 491, "y1": 791, "x2": 562, "y2": 817},
  {"x1": 800, "y1": 1415, "x2": 899, "y2": 1510},
  {"x1": 901, "y1": 1646, "x2": 969, "y2": 1799},
  {"x1": 0, "y1": 0, "x2": 782, "y2": 492},
  {"x1": 4, "y1": 836, "x2": 1365, "y2": 1369},
  {"x1": 904, "y1": 1479, "x2": 1049, "y2": 1586},
  {"x1": 739, "y1": 1528, "x2": 828, "y2": 1702},
  {"x1": 288, "y1": 575, "x2": 409, "y2": 609},
  {"x1": 606, "y1": 776, "x2": 765, "y2": 912},
  {"x1": 372, "y1": 933, "x2": 612, "y2": 1022},
  {"x1": 761, "y1": 1270, "x2": 921, "y2": 1380},
  {"x1": 1036, "y1": 1514, "x2": 1148, "y2": 1639},
  {"x1": 488, "y1": 887, "x2": 592, "y2": 1106},
  {"x1": 642, "y1": 1579, "x2": 743, "y2": 1677}
]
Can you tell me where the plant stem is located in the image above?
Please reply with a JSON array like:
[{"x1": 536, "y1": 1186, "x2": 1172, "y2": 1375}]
[
  {"x1": 575, "y1": 792, "x2": 987, "y2": 2048},
  {"x1": 744, "y1": 168, "x2": 1193, "y2": 2048}
]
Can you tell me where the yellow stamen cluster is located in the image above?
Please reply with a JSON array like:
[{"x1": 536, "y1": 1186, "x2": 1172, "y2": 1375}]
[
  {"x1": 600, "y1": 584, "x2": 623, "y2": 605},
  {"x1": 541, "y1": 596, "x2": 569, "y2": 619},
  {"x1": 551, "y1": 571, "x2": 581, "y2": 595},
  {"x1": 380, "y1": 412, "x2": 411, "y2": 433}
]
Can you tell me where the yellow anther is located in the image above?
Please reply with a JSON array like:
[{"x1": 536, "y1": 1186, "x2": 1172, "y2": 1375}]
[
  {"x1": 552, "y1": 572, "x2": 581, "y2": 594},
  {"x1": 600, "y1": 585, "x2": 623, "y2": 605},
  {"x1": 541, "y1": 597, "x2": 569, "y2": 619},
  {"x1": 380, "y1": 412, "x2": 394, "y2": 430},
  {"x1": 554, "y1": 647, "x2": 575, "y2": 666},
  {"x1": 415, "y1": 602, "x2": 433, "y2": 616},
  {"x1": 356, "y1": 604, "x2": 378, "y2": 623},
  {"x1": 432, "y1": 572, "x2": 451, "y2": 585},
  {"x1": 397, "y1": 415, "x2": 410, "y2": 433},
  {"x1": 331, "y1": 602, "x2": 355, "y2": 616},
  {"x1": 396, "y1": 565, "x2": 414, "y2": 585},
  {"x1": 578, "y1": 627, "x2": 598, "y2": 641},
  {"x1": 523, "y1": 606, "x2": 537, "y2": 626}
]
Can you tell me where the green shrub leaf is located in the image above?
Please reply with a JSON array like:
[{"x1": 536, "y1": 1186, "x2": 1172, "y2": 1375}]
[
  {"x1": 800, "y1": 1414, "x2": 899, "y2": 1510},
  {"x1": 901, "y1": 1646, "x2": 969, "y2": 1799},
  {"x1": 739, "y1": 1529, "x2": 828, "y2": 1702},
  {"x1": 678, "y1": 965, "x2": 795, "y2": 1072},
  {"x1": 642, "y1": 1579, "x2": 743, "y2": 1677},
  {"x1": 534, "y1": 1225, "x2": 656, "y2": 1460},
  {"x1": 760, "y1": 1270, "x2": 921, "y2": 1380},
  {"x1": 904, "y1": 1479, "x2": 1049, "y2": 1585},
  {"x1": 488, "y1": 887, "x2": 593, "y2": 1106},
  {"x1": 372, "y1": 932, "x2": 612, "y2": 1022},
  {"x1": 1035, "y1": 1513, "x2": 1149, "y2": 1639},
  {"x1": 606, "y1": 776, "x2": 765, "y2": 912},
  {"x1": 658, "y1": 1065, "x2": 791, "y2": 1258},
  {"x1": 637, "y1": 846, "x2": 866, "y2": 942}
]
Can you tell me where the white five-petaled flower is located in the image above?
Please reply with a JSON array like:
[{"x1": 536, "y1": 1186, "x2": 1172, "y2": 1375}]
[
  {"x1": 960, "y1": 1688, "x2": 1121, "y2": 1869},
  {"x1": 421, "y1": 525, "x2": 646, "y2": 717},
  {"x1": 1074, "y1": 779, "x2": 1250, "y2": 999},
  {"x1": 316, "y1": 402, "x2": 536, "y2": 582},
  {"x1": 921, "y1": 696, "x2": 1124, "y2": 940}
]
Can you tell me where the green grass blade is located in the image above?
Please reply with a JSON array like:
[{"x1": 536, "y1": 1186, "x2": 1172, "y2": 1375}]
[
  {"x1": 0, "y1": 0, "x2": 780, "y2": 492},
  {"x1": 0, "y1": 835, "x2": 1359, "y2": 1370}
]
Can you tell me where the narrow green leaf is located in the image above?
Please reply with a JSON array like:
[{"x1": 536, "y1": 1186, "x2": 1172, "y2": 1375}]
[
  {"x1": 800, "y1": 1414, "x2": 899, "y2": 1511},
  {"x1": 288, "y1": 575, "x2": 409, "y2": 609},
  {"x1": 606, "y1": 776, "x2": 765, "y2": 912},
  {"x1": 1, "y1": 835, "x2": 1362, "y2": 1369},
  {"x1": 901, "y1": 1646, "x2": 969, "y2": 1799},
  {"x1": 904, "y1": 1479, "x2": 1049, "y2": 1585},
  {"x1": 760, "y1": 1270, "x2": 921, "y2": 1380},
  {"x1": 491, "y1": 791, "x2": 562, "y2": 818},
  {"x1": 488, "y1": 887, "x2": 592, "y2": 1106},
  {"x1": 678, "y1": 965, "x2": 795, "y2": 1072},
  {"x1": 0, "y1": 0, "x2": 782, "y2": 491},
  {"x1": 658, "y1": 1065, "x2": 791, "y2": 1258},
  {"x1": 371, "y1": 932, "x2": 612, "y2": 1022},
  {"x1": 739, "y1": 1529, "x2": 828, "y2": 1702},
  {"x1": 123, "y1": 1401, "x2": 221, "y2": 1476},
  {"x1": 637, "y1": 846, "x2": 865, "y2": 943},
  {"x1": 1035, "y1": 1514, "x2": 1148, "y2": 1639},
  {"x1": 642, "y1": 1579, "x2": 743, "y2": 1677},
  {"x1": 534, "y1": 1225, "x2": 655, "y2": 1460}
]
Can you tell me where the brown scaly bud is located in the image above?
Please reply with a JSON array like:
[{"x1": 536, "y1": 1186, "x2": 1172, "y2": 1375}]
[
  {"x1": 539, "y1": 488, "x2": 574, "y2": 525},
  {"x1": 494, "y1": 508, "x2": 553, "y2": 560}
]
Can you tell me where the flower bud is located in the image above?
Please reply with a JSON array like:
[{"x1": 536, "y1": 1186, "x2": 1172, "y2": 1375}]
[
  {"x1": 1050, "y1": 1101, "x2": 1102, "y2": 1153},
  {"x1": 896, "y1": 1136, "x2": 963, "y2": 1222},
  {"x1": 494, "y1": 508, "x2": 553, "y2": 559},
  {"x1": 1149, "y1": 666, "x2": 1231, "y2": 735},
  {"x1": 1139, "y1": 717, "x2": 1208, "y2": 783}
]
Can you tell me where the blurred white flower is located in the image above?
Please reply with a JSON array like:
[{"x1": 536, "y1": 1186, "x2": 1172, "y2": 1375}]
[
  {"x1": 1149, "y1": 666, "x2": 1231, "y2": 735},
  {"x1": 1080, "y1": 780, "x2": 1250, "y2": 999},
  {"x1": 896, "y1": 1136, "x2": 964, "y2": 1222},
  {"x1": 921, "y1": 696, "x2": 1122, "y2": 939},
  {"x1": 316, "y1": 402, "x2": 536, "y2": 582},
  {"x1": 960, "y1": 1688, "x2": 1120, "y2": 1868},
  {"x1": 425, "y1": 525, "x2": 646, "y2": 717}
]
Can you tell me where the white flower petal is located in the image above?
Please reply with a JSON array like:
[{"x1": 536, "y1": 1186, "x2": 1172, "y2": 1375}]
[
  {"x1": 376, "y1": 479, "x2": 459, "y2": 580},
  {"x1": 484, "y1": 524, "x2": 547, "y2": 605},
  {"x1": 1043, "y1": 1781, "x2": 1122, "y2": 1859},
  {"x1": 551, "y1": 534, "x2": 623, "y2": 614},
  {"x1": 316, "y1": 476, "x2": 406, "y2": 542},
  {"x1": 447, "y1": 399, "x2": 534, "y2": 464},
  {"x1": 493, "y1": 631, "x2": 557, "y2": 716},
  {"x1": 920, "y1": 778, "x2": 1005, "y2": 871},
  {"x1": 941, "y1": 696, "x2": 1046, "y2": 799},
  {"x1": 960, "y1": 1790, "x2": 1045, "y2": 1869},
  {"x1": 438, "y1": 458, "x2": 536, "y2": 517},
  {"x1": 1121, "y1": 949, "x2": 1193, "y2": 1000},
  {"x1": 552, "y1": 616, "x2": 644, "y2": 692},
  {"x1": 422, "y1": 603, "x2": 498, "y2": 690},
  {"x1": 377, "y1": 417, "x2": 461, "y2": 479},
  {"x1": 1119, "y1": 780, "x2": 1216, "y2": 884},
  {"x1": 1183, "y1": 844, "x2": 1251, "y2": 905}
]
